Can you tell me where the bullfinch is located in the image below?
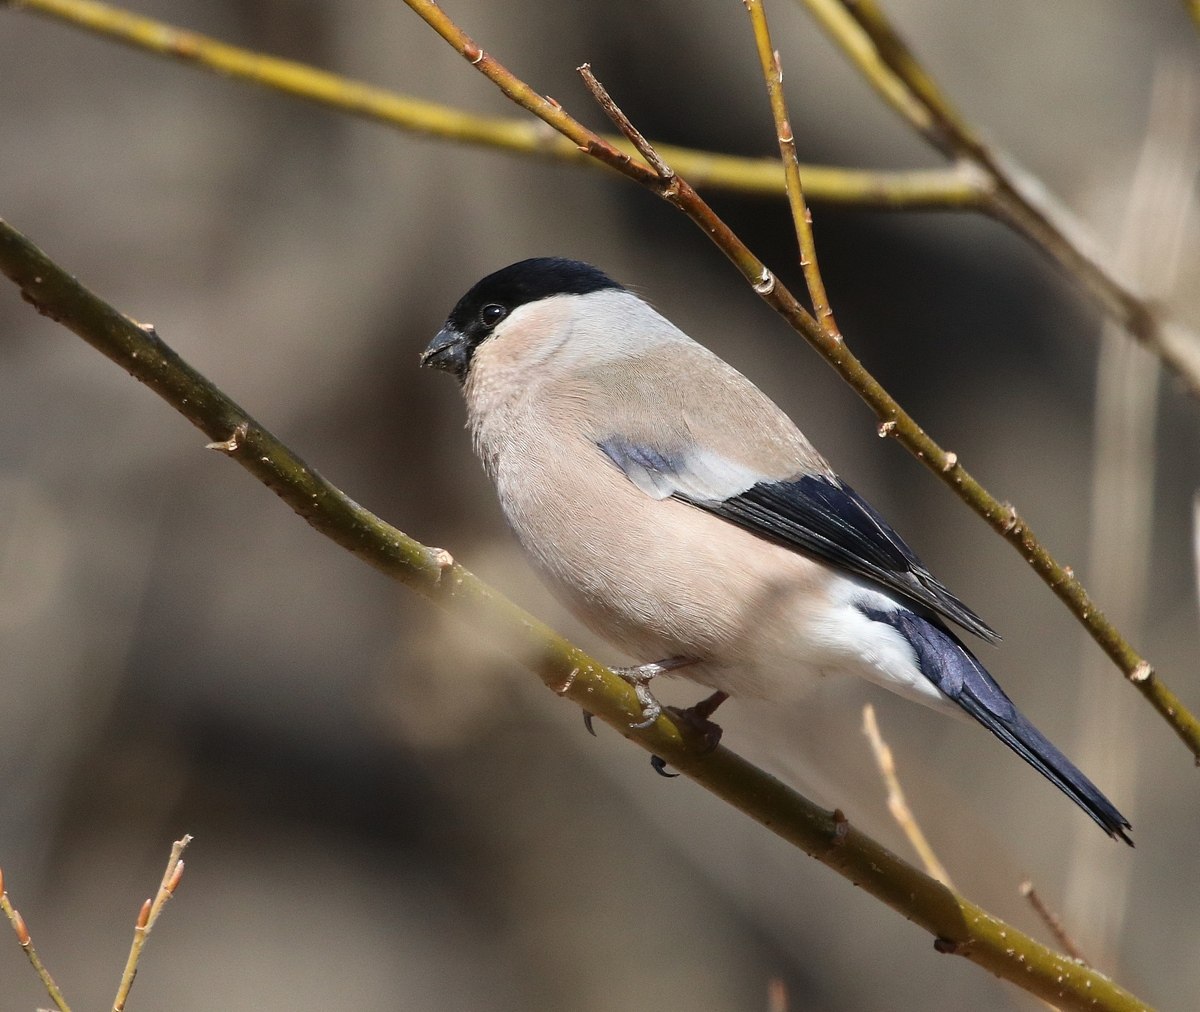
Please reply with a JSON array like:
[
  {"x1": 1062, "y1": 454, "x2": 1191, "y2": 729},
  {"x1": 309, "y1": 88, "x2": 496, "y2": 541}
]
[{"x1": 421, "y1": 256, "x2": 1131, "y2": 843}]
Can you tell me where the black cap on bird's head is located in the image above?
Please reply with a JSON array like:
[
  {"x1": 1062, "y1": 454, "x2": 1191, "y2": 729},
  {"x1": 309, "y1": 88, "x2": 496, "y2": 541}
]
[{"x1": 421, "y1": 257, "x2": 623, "y2": 381}]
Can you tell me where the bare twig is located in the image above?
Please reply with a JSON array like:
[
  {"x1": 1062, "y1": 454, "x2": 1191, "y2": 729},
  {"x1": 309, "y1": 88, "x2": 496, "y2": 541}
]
[
  {"x1": 578, "y1": 64, "x2": 673, "y2": 180},
  {"x1": 792, "y1": 0, "x2": 1200, "y2": 398},
  {"x1": 0, "y1": 216, "x2": 1152, "y2": 1012},
  {"x1": 6, "y1": 0, "x2": 974, "y2": 208},
  {"x1": 399, "y1": 0, "x2": 1200, "y2": 761},
  {"x1": 745, "y1": 0, "x2": 840, "y2": 336},
  {"x1": 14, "y1": 0, "x2": 1200, "y2": 386},
  {"x1": 0, "y1": 866, "x2": 73, "y2": 1012},
  {"x1": 1021, "y1": 881, "x2": 1090, "y2": 966},
  {"x1": 862, "y1": 704, "x2": 953, "y2": 888},
  {"x1": 112, "y1": 835, "x2": 192, "y2": 1012},
  {"x1": 767, "y1": 977, "x2": 789, "y2": 1012}
]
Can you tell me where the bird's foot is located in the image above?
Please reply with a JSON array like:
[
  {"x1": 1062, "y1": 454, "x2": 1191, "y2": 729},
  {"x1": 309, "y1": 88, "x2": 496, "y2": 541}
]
[
  {"x1": 666, "y1": 690, "x2": 728, "y2": 753},
  {"x1": 613, "y1": 656, "x2": 692, "y2": 729},
  {"x1": 581, "y1": 656, "x2": 693, "y2": 734},
  {"x1": 650, "y1": 690, "x2": 729, "y2": 777}
]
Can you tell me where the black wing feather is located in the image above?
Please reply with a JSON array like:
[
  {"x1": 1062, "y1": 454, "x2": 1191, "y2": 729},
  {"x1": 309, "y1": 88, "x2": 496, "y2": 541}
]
[{"x1": 676, "y1": 474, "x2": 1000, "y2": 644}]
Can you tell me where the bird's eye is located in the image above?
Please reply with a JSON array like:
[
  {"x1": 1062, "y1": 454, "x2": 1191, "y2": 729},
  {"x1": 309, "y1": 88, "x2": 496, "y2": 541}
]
[{"x1": 480, "y1": 303, "x2": 507, "y2": 327}]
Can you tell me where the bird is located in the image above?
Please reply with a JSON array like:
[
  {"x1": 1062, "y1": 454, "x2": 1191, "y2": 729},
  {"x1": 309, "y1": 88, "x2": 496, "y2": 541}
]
[{"x1": 421, "y1": 256, "x2": 1132, "y2": 844}]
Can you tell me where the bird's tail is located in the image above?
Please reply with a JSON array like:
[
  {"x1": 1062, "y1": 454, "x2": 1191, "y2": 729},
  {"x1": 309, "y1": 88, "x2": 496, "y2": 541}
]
[
  {"x1": 864, "y1": 606, "x2": 1133, "y2": 844},
  {"x1": 953, "y1": 679, "x2": 1133, "y2": 845}
]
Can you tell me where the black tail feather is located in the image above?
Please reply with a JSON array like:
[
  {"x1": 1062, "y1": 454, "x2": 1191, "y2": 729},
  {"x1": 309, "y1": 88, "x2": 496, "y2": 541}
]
[
  {"x1": 861, "y1": 606, "x2": 1133, "y2": 844},
  {"x1": 954, "y1": 685, "x2": 1133, "y2": 845}
]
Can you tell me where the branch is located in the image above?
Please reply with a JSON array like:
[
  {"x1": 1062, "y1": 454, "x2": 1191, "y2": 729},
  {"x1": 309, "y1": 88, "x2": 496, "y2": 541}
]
[
  {"x1": 862, "y1": 704, "x2": 953, "y2": 888},
  {"x1": 792, "y1": 0, "x2": 1200, "y2": 397},
  {"x1": 1021, "y1": 880, "x2": 1091, "y2": 967},
  {"x1": 745, "y1": 0, "x2": 840, "y2": 337},
  {"x1": 14, "y1": 0, "x2": 1199, "y2": 392},
  {"x1": 0, "y1": 217, "x2": 1154, "y2": 1012},
  {"x1": 4, "y1": 0, "x2": 973, "y2": 209},
  {"x1": 112, "y1": 835, "x2": 191, "y2": 1012},
  {"x1": 0, "y1": 867, "x2": 72, "y2": 1012},
  {"x1": 398, "y1": 0, "x2": 1200, "y2": 762}
]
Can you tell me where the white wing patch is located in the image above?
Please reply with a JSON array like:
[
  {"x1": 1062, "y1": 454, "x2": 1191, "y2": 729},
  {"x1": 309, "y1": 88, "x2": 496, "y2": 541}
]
[{"x1": 596, "y1": 438, "x2": 760, "y2": 503}]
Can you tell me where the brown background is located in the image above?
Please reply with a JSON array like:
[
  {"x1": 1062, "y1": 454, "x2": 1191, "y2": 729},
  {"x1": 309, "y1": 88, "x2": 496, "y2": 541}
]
[{"x1": 1, "y1": 2, "x2": 1198, "y2": 1009}]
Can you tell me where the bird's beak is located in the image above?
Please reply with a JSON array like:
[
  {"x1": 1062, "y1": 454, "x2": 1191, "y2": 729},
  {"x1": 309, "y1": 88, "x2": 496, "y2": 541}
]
[{"x1": 420, "y1": 325, "x2": 470, "y2": 379}]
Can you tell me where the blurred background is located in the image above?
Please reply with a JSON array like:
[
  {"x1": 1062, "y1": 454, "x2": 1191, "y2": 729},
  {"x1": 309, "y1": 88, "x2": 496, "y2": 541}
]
[{"x1": 2, "y1": 1, "x2": 1198, "y2": 1008}]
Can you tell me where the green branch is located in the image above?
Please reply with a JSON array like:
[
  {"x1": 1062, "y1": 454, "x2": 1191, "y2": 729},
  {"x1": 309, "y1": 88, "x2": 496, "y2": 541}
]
[{"x1": 0, "y1": 213, "x2": 1155, "y2": 1012}]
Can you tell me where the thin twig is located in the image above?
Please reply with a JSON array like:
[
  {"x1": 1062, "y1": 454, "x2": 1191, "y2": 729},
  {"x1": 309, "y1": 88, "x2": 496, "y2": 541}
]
[
  {"x1": 398, "y1": 0, "x2": 1200, "y2": 760},
  {"x1": 579, "y1": 64, "x2": 673, "y2": 180},
  {"x1": 767, "y1": 977, "x2": 789, "y2": 1012},
  {"x1": 112, "y1": 835, "x2": 192, "y2": 1012},
  {"x1": 791, "y1": 0, "x2": 1200, "y2": 398},
  {"x1": 14, "y1": 0, "x2": 1198, "y2": 387},
  {"x1": 862, "y1": 705, "x2": 953, "y2": 888},
  {"x1": 0, "y1": 866, "x2": 73, "y2": 1012},
  {"x1": 1021, "y1": 881, "x2": 1090, "y2": 966},
  {"x1": 745, "y1": 0, "x2": 840, "y2": 336},
  {"x1": 0, "y1": 217, "x2": 1152, "y2": 1012},
  {"x1": 6, "y1": 0, "x2": 975, "y2": 208}
]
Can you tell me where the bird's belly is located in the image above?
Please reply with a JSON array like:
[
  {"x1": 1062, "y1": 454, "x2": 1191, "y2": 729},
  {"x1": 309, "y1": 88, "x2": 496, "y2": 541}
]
[{"x1": 494, "y1": 447, "x2": 841, "y2": 696}]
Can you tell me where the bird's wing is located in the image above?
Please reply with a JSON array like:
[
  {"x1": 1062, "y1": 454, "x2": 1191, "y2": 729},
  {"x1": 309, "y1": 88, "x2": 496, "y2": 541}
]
[{"x1": 596, "y1": 436, "x2": 999, "y2": 644}]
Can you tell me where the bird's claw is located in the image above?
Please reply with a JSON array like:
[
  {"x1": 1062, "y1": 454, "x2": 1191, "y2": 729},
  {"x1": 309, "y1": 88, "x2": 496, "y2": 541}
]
[
  {"x1": 650, "y1": 755, "x2": 679, "y2": 778},
  {"x1": 627, "y1": 684, "x2": 662, "y2": 729},
  {"x1": 612, "y1": 656, "x2": 690, "y2": 729},
  {"x1": 581, "y1": 657, "x2": 696, "y2": 738}
]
